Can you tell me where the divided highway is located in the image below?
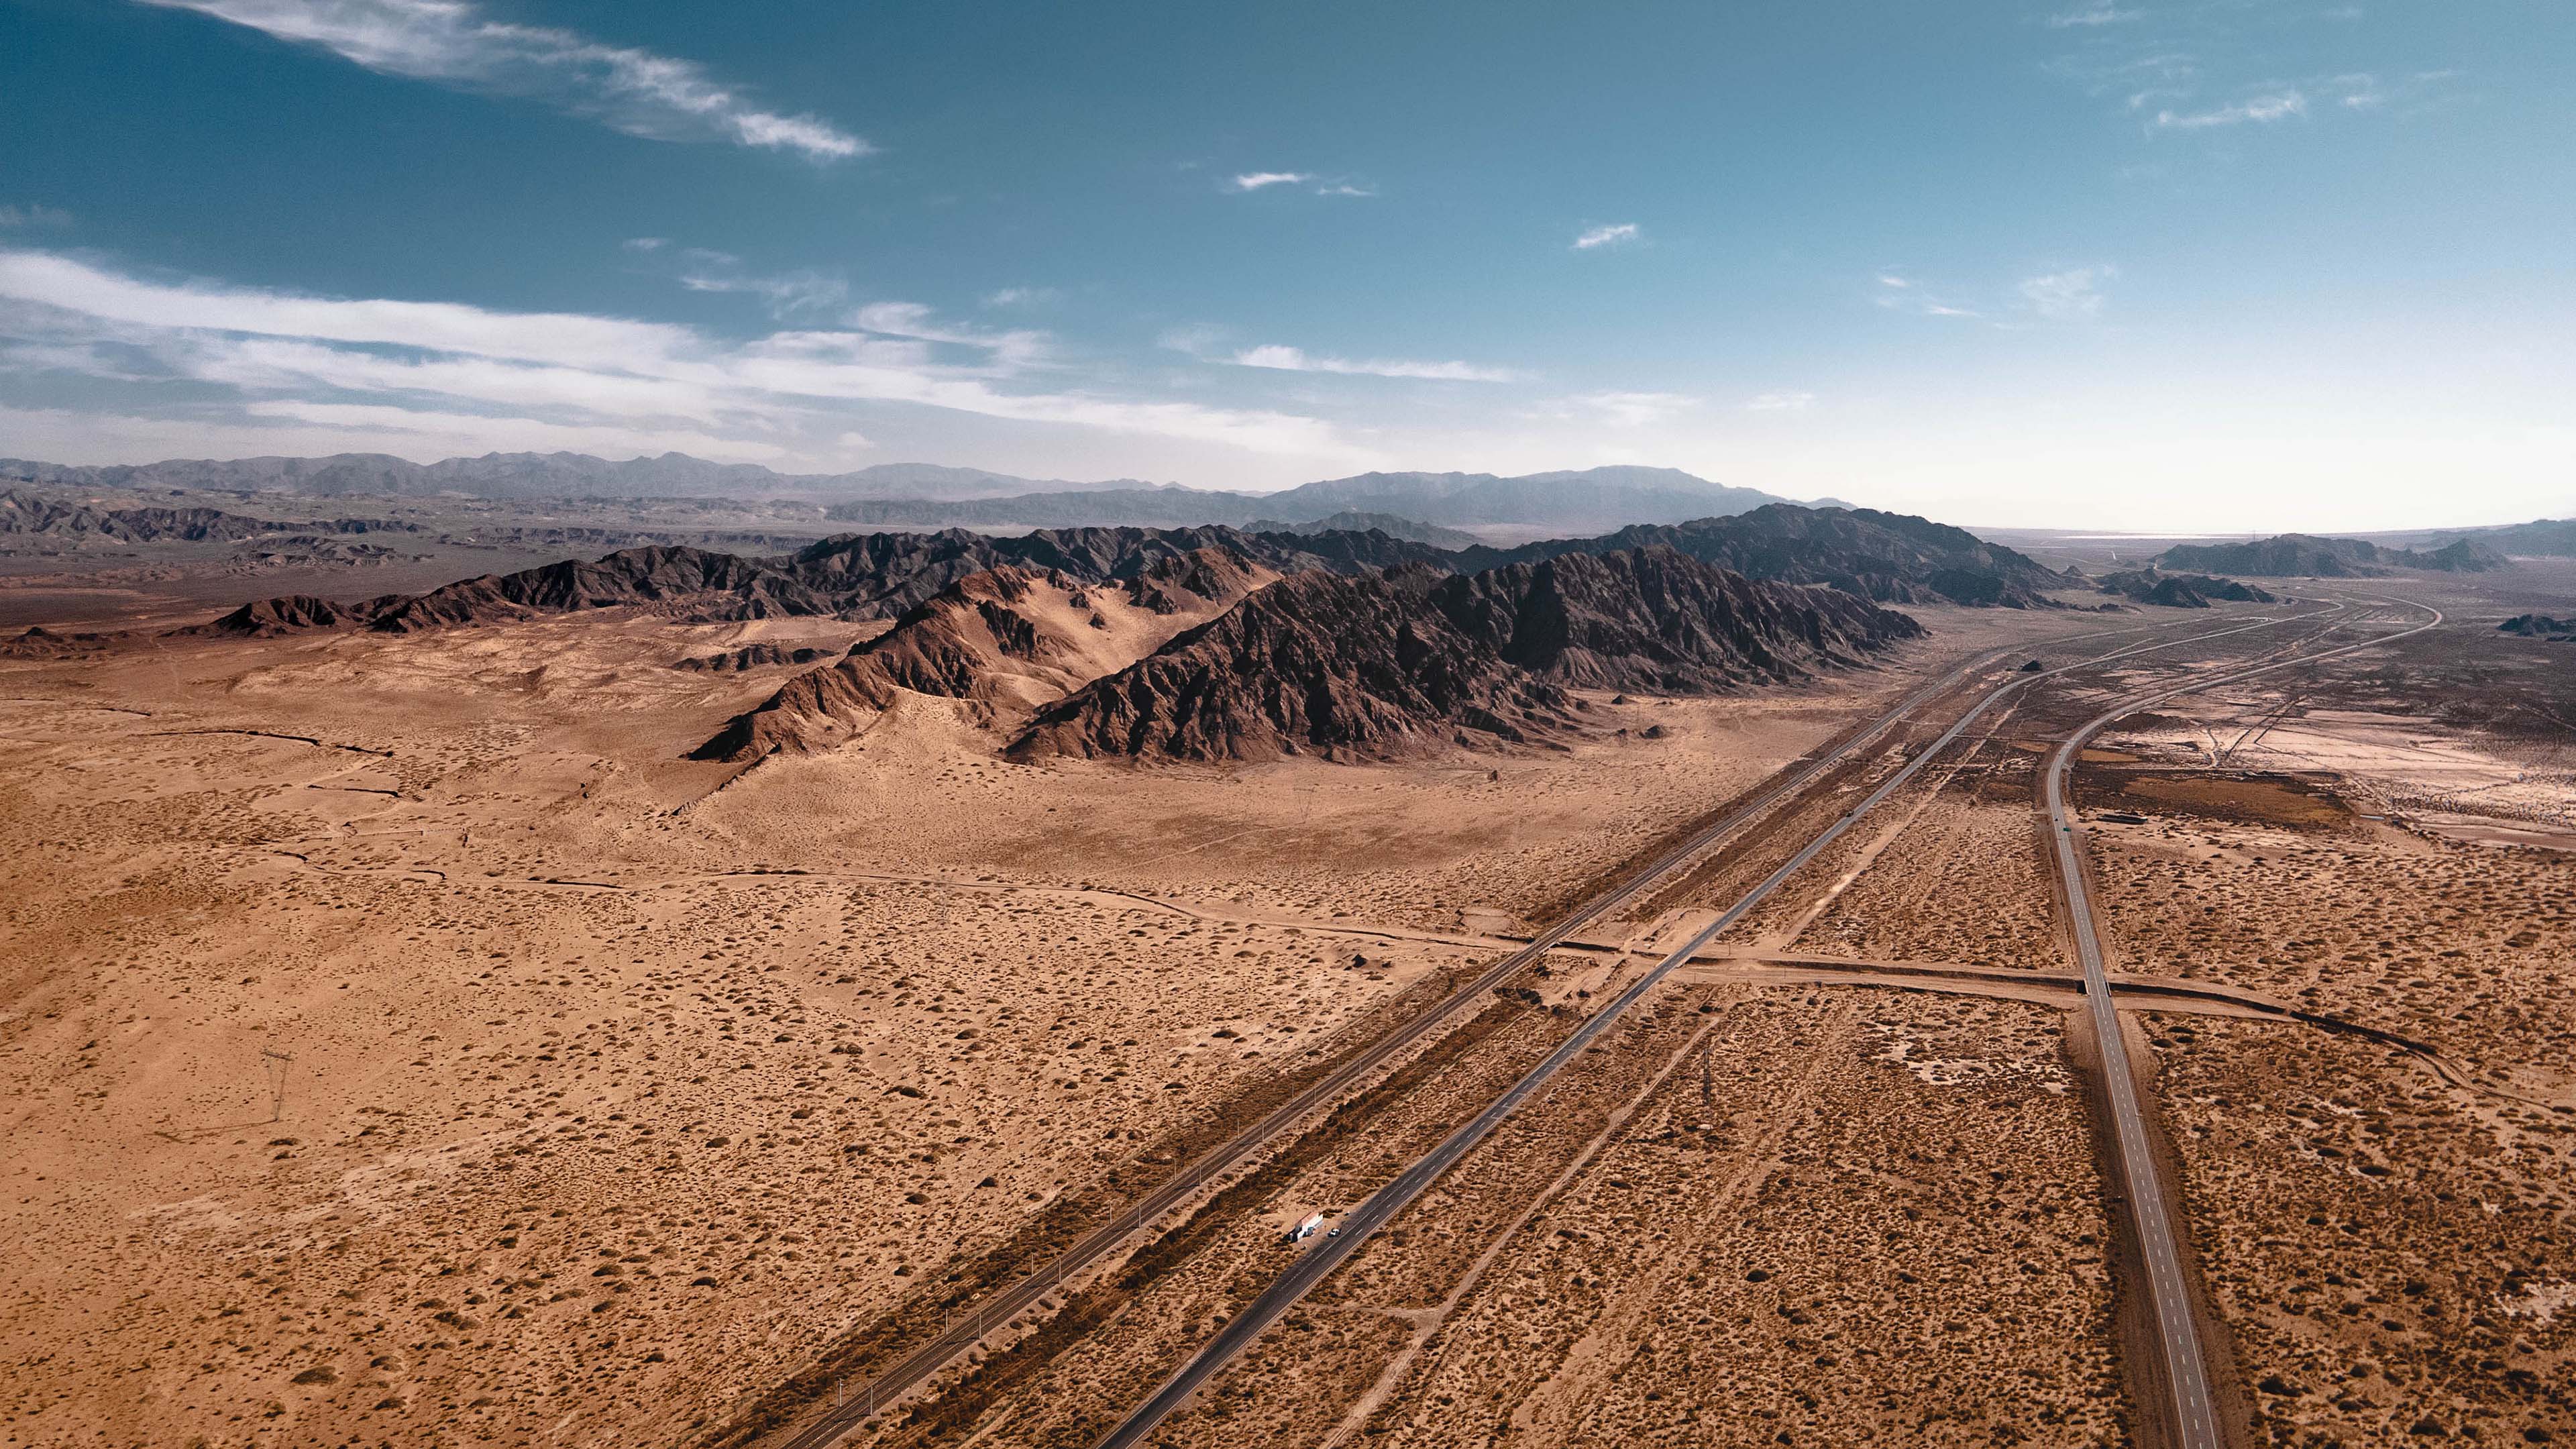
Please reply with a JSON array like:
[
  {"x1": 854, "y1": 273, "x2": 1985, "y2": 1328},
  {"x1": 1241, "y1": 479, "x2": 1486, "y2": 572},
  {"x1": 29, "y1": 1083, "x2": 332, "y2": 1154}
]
[
  {"x1": 2043, "y1": 592, "x2": 2442, "y2": 1449},
  {"x1": 1091, "y1": 603, "x2": 2348, "y2": 1449},
  {"x1": 770, "y1": 631, "x2": 2090, "y2": 1449}
]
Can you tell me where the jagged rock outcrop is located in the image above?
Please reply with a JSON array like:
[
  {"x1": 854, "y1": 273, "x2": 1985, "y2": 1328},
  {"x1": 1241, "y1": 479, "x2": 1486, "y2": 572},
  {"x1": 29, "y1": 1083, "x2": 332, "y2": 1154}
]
[
  {"x1": 691, "y1": 548, "x2": 1272, "y2": 761},
  {"x1": 197, "y1": 595, "x2": 356, "y2": 636},
  {"x1": 1456, "y1": 504, "x2": 2075, "y2": 608},
  {"x1": 2092, "y1": 569, "x2": 2277, "y2": 608},
  {"x1": 1429, "y1": 546, "x2": 1923, "y2": 691},
  {"x1": 364, "y1": 546, "x2": 831, "y2": 632},
  {"x1": 1010, "y1": 567, "x2": 1570, "y2": 763},
  {"x1": 2498, "y1": 614, "x2": 2573, "y2": 641},
  {"x1": 672, "y1": 643, "x2": 834, "y2": 672},
  {"x1": 1013, "y1": 547, "x2": 1921, "y2": 764},
  {"x1": 196, "y1": 526, "x2": 1434, "y2": 640}
]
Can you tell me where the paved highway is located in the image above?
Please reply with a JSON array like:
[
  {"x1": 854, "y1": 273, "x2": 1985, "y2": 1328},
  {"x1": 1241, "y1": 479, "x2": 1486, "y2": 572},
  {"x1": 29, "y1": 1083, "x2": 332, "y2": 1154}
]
[
  {"x1": 1091, "y1": 604, "x2": 2346, "y2": 1449},
  {"x1": 772, "y1": 631, "x2": 2121, "y2": 1448},
  {"x1": 2042, "y1": 591, "x2": 2441, "y2": 1449}
]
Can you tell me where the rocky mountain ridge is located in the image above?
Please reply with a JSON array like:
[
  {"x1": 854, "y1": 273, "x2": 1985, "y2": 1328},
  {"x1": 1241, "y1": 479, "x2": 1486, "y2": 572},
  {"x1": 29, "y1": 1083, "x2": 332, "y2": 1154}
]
[
  {"x1": 1012, "y1": 545, "x2": 1922, "y2": 763},
  {"x1": 692, "y1": 549, "x2": 1273, "y2": 761},
  {"x1": 1453, "y1": 504, "x2": 2077, "y2": 608}
]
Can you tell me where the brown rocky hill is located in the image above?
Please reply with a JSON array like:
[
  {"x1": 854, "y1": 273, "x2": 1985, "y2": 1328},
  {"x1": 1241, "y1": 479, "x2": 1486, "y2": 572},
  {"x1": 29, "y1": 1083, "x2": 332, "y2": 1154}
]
[
  {"x1": 691, "y1": 548, "x2": 1271, "y2": 761},
  {"x1": 1013, "y1": 546, "x2": 1921, "y2": 764},
  {"x1": 1010, "y1": 566, "x2": 1567, "y2": 763},
  {"x1": 1432, "y1": 545, "x2": 1922, "y2": 692},
  {"x1": 364, "y1": 545, "x2": 832, "y2": 631},
  {"x1": 672, "y1": 642, "x2": 834, "y2": 672},
  {"x1": 1455, "y1": 504, "x2": 2075, "y2": 608},
  {"x1": 192, "y1": 525, "x2": 1438, "y2": 638}
]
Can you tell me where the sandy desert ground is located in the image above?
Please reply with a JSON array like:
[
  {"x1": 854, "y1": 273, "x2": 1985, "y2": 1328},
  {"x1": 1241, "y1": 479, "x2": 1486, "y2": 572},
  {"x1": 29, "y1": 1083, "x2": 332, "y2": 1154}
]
[{"x1": 4, "y1": 562, "x2": 2572, "y2": 1449}]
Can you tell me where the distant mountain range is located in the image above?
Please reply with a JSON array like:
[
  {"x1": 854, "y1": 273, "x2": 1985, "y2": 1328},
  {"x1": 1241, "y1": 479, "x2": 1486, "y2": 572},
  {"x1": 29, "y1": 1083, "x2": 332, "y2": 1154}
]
[
  {"x1": 2156, "y1": 534, "x2": 2506, "y2": 576},
  {"x1": 0, "y1": 453, "x2": 1835, "y2": 533},
  {"x1": 0, "y1": 453, "x2": 1154, "y2": 504},
  {"x1": 0, "y1": 486, "x2": 411, "y2": 543},
  {"x1": 2424, "y1": 518, "x2": 2576, "y2": 559}
]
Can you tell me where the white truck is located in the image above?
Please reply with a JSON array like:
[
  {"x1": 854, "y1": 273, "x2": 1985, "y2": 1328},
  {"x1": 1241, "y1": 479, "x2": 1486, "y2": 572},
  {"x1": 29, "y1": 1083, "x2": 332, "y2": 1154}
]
[{"x1": 1287, "y1": 1212, "x2": 1326, "y2": 1243}]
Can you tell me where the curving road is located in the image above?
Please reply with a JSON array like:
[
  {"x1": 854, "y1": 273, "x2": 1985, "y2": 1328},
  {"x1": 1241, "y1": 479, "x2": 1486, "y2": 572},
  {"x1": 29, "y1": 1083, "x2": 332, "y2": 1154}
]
[
  {"x1": 2042, "y1": 590, "x2": 2442, "y2": 1449},
  {"x1": 1089, "y1": 603, "x2": 2347, "y2": 1449}
]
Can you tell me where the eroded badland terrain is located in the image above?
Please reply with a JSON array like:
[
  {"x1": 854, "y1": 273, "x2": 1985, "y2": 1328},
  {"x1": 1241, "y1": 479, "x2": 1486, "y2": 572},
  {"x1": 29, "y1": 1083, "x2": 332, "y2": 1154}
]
[{"x1": 3, "y1": 511, "x2": 2571, "y2": 1449}]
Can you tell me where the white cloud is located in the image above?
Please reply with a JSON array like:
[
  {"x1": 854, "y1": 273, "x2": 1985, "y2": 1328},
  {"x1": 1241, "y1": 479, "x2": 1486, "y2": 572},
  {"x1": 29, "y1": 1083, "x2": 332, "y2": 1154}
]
[
  {"x1": 1227, "y1": 344, "x2": 1521, "y2": 383},
  {"x1": 981, "y1": 286, "x2": 1057, "y2": 308},
  {"x1": 2153, "y1": 90, "x2": 2308, "y2": 129},
  {"x1": 1313, "y1": 183, "x2": 1376, "y2": 197},
  {"x1": 847, "y1": 301, "x2": 1049, "y2": 369},
  {"x1": 0, "y1": 248, "x2": 1373, "y2": 467},
  {"x1": 2019, "y1": 264, "x2": 2116, "y2": 321},
  {"x1": 1229, "y1": 172, "x2": 1311, "y2": 191},
  {"x1": 0, "y1": 204, "x2": 73, "y2": 229},
  {"x1": 2047, "y1": 3, "x2": 2141, "y2": 25},
  {"x1": 133, "y1": 0, "x2": 867, "y2": 160},
  {"x1": 1574, "y1": 391, "x2": 1695, "y2": 427},
  {"x1": 1874, "y1": 272, "x2": 1980, "y2": 318},
  {"x1": 1746, "y1": 390, "x2": 1817, "y2": 412},
  {"x1": 622, "y1": 236, "x2": 667, "y2": 252},
  {"x1": 1572, "y1": 223, "x2": 1640, "y2": 250},
  {"x1": 677, "y1": 268, "x2": 850, "y2": 317}
]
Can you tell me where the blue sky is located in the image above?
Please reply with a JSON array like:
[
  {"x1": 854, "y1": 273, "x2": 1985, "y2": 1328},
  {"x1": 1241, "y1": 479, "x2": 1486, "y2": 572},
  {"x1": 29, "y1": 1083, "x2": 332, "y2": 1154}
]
[{"x1": 0, "y1": 0, "x2": 2567, "y2": 529}]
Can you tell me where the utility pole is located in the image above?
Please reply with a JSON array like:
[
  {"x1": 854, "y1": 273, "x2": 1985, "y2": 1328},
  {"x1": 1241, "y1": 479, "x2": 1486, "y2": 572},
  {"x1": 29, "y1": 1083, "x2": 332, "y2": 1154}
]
[{"x1": 260, "y1": 1047, "x2": 295, "y2": 1122}]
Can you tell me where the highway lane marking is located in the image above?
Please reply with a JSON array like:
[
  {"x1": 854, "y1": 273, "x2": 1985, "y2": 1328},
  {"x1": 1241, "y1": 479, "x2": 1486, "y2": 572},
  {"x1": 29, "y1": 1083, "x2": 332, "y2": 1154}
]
[
  {"x1": 2043, "y1": 588, "x2": 2442, "y2": 1449},
  {"x1": 1090, "y1": 603, "x2": 2345, "y2": 1449},
  {"x1": 766, "y1": 627, "x2": 2113, "y2": 1449}
]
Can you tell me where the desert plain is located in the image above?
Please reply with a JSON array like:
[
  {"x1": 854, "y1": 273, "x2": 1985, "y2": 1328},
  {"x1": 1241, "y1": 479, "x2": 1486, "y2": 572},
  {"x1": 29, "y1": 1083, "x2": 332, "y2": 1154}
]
[{"x1": 2, "y1": 541, "x2": 2571, "y2": 1449}]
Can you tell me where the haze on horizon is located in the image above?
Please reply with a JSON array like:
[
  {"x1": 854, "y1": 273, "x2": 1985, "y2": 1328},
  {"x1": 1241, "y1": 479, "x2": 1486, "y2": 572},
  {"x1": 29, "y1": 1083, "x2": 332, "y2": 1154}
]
[{"x1": 0, "y1": 0, "x2": 2568, "y2": 533}]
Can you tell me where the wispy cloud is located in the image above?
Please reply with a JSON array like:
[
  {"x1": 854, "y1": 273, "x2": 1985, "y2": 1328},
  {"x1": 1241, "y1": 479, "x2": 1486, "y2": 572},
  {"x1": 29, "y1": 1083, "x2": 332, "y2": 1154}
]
[
  {"x1": 677, "y1": 268, "x2": 851, "y2": 317},
  {"x1": 1227, "y1": 344, "x2": 1521, "y2": 383},
  {"x1": 1155, "y1": 322, "x2": 1228, "y2": 356},
  {"x1": 0, "y1": 249, "x2": 1371, "y2": 466},
  {"x1": 133, "y1": 0, "x2": 867, "y2": 160},
  {"x1": 1872, "y1": 272, "x2": 1980, "y2": 318},
  {"x1": 1226, "y1": 172, "x2": 1373, "y2": 197},
  {"x1": 2019, "y1": 264, "x2": 2116, "y2": 321},
  {"x1": 1745, "y1": 390, "x2": 1816, "y2": 412},
  {"x1": 1572, "y1": 223, "x2": 1640, "y2": 251},
  {"x1": 0, "y1": 204, "x2": 73, "y2": 229},
  {"x1": 2153, "y1": 89, "x2": 2307, "y2": 129},
  {"x1": 2048, "y1": 3, "x2": 2142, "y2": 26},
  {"x1": 981, "y1": 286, "x2": 1057, "y2": 308},
  {"x1": 1574, "y1": 391, "x2": 1695, "y2": 427},
  {"x1": 847, "y1": 301, "x2": 1049, "y2": 370}
]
